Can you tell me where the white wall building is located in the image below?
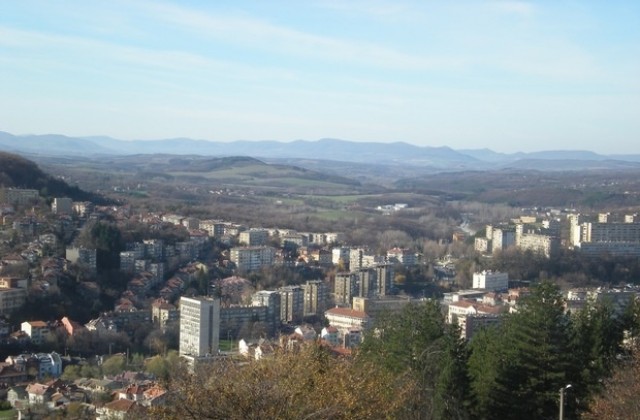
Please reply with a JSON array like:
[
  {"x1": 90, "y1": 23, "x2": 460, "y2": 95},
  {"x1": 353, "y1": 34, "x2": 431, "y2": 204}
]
[
  {"x1": 179, "y1": 296, "x2": 220, "y2": 358},
  {"x1": 230, "y1": 246, "x2": 275, "y2": 271},
  {"x1": 472, "y1": 271, "x2": 509, "y2": 291}
]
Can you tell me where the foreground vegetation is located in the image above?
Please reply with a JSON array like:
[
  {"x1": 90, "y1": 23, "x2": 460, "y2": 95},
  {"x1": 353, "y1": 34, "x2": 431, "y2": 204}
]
[{"x1": 151, "y1": 283, "x2": 639, "y2": 419}]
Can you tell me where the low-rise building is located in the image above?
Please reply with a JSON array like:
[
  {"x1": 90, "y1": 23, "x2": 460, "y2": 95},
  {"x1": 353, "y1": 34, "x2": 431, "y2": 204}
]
[
  {"x1": 352, "y1": 295, "x2": 412, "y2": 320},
  {"x1": 325, "y1": 307, "x2": 370, "y2": 334},
  {"x1": 21, "y1": 320, "x2": 51, "y2": 345},
  {"x1": 0, "y1": 286, "x2": 27, "y2": 317},
  {"x1": 472, "y1": 270, "x2": 509, "y2": 291},
  {"x1": 151, "y1": 299, "x2": 179, "y2": 327}
]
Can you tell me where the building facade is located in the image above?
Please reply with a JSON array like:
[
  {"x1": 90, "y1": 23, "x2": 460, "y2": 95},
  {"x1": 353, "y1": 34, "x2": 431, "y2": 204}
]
[
  {"x1": 230, "y1": 246, "x2": 275, "y2": 271},
  {"x1": 472, "y1": 271, "x2": 509, "y2": 291},
  {"x1": 179, "y1": 296, "x2": 220, "y2": 357}
]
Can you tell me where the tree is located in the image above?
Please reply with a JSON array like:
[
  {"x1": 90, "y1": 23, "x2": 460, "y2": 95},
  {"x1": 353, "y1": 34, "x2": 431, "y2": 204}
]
[
  {"x1": 358, "y1": 301, "x2": 469, "y2": 418},
  {"x1": 76, "y1": 220, "x2": 123, "y2": 270},
  {"x1": 585, "y1": 346, "x2": 640, "y2": 419},
  {"x1": 61, "y1": 365, "x2": 81, "y2": 381},
  {"x1": 152, "y1": 344, "x2": 419, "y2": 419},
  {"x1": 571, "y1": 300, "x2": 624, "y2": 396},
  {"x1": 468, "y1": 282, "x2": 579, "y2": 419},
  {"x1": 101, "y1": 354, "x2": 126, "y2": 376},
  {"x1": 468, "y1": 325, "x2": 505, "y2": 420}
]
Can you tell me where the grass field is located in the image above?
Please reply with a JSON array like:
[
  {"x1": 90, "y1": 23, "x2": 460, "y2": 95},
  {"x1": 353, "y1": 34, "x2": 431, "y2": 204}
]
[
  {"x1": 219, "y1": 339, "x2": 237, "y2": 352},
  {"x1": 0, "y1": 409, "x2": 16, "y2": 419}
]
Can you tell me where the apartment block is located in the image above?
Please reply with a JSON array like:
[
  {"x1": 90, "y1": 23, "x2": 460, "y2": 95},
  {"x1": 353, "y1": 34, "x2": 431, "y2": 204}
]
[
  {"x1": 302, "y1": 280, "x2": 327, "y2": 317},
  {"x1": 472, "y1": 271, "x2": 509, "y2": 291},
  {"x1": 334, "y1": 272, "x2": 357, "y2": 306},
  {"x1": 179, "y1": 296, "x2": 220, "y2": 358},
  {"x1": 278, "y1": 285, "x2": 304, "y2": 323},
  {"x1": 230, "y1": 246, "x2": 275, "y2": 271},
  {"x1": 238, "y1": 229, "x2": 270, "y2": 246}
]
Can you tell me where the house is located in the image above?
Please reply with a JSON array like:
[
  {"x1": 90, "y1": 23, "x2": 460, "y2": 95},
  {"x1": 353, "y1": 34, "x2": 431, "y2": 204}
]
[
  {"x1": 96, "y1": 399, "x2": 140, "y2": 420},
  {"x1": 75, "y1": 378, "x2": 123, "y2": 394},
  {"x1": 21, "y1": 320, "x2": 51, "y2": 345},
  {"x1": 117, "y1": 384, "x2": 148, "y2": 402},
  {"x1": 151, "y1": 298, "x2": 179, "y2": 327},
  {"x1": 320, "y1": 326, "x2": 340, "y2": 347},
  {"x1": 49, "y1": 391, "x2": 71, "y2": 409},
  {"x1": 344, "y1": 328, "x2": 363, "y2": 348},
  {"x1": 294, "y1": 325, "x2": 317, "y2": 341},
  {"x1": 239, "y1": 338, "x2": 275, "y2": 360},
  {"x1": 7, "y1": 385, "x2": 28, "y2": 408},
  {"x1": 61, "y1": 316, "x2": 85, "y2": 337},
  {"x1": 447, "y1": 300, "x2": 505, "y2": 339},
  {"x1": 26, "y1": 382, "x2": 54, "y2": 404},
  {"x1": 0, "y1": 363, "x2": 28, "y2": 386},
  {"x1": 447, "y1": 300, "x2": 504, "y2": 324},
  {"x1": 142, "y1": 385, "x2": 167, "y2": 407}
]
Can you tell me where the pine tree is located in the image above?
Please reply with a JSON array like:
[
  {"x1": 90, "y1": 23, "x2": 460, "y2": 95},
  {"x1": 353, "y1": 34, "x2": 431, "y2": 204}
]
[
  {"x1": 358, "y1": 301, "x2": 470, "y2": 419},
  {"x1": 468, "y1": 282, "x2": 577, "y2": 419}
]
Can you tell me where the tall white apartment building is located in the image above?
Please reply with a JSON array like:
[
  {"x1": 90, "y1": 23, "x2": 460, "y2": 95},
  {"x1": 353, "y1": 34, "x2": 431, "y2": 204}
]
[{"x1": 179, "y1": 296, "x2": 220, "y2": 358}]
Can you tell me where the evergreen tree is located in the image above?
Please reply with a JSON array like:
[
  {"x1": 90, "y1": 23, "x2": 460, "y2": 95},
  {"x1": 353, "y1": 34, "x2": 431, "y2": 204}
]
[
  {"x1": 468, "y1": 325, "x2": 507, "y2": 420},
  {"x1": 571, "y1": 300, "x2": 624, "y2": 396},
  {"x1": 433, "y1": 323, "x2": 470, "y2": 420},
  {"x1": 468, "y1": 282, "x2": 577, "y2": 419},
  {"x1": 358, "y1": 301, "x2": 470, "y2": 419}
]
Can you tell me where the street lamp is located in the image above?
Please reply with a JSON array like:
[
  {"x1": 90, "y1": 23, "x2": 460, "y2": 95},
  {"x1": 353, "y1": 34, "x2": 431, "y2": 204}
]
[{"x1": 559, "y1": 384, "x2": 572, "y2": 420}]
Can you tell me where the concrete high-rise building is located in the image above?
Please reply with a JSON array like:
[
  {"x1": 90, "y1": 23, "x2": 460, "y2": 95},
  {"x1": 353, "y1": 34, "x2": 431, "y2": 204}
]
[
  {"x1": 387, "y1": 248, "x2": 417, "y2": 266},
  {"x1": 0, "y1": 188, "x2": 39, "y2": 205},
  {"x1": 179, "y1": 296, "x2": 220, "y2": 358},
  {"x1": 65, "y1": 247, "x2": 97, "y2": 274},
  {"x1": 492, "y1": 228, "x2": 516, "y2": 252},
  {"x1": 238, "y1": 229, "x2": 269, "y2": 246},
  {"x1": 332, "y1": 247, "x2": 351, "y2": 268},
  {"x1": 302, "y1": 280, "x2": 327, "y2": 317},
  {"x1": 230, "y1": 246, "x2": 275, "y2": 271},
  {"x1": 374, "y1": 264, "x2": 394, "y2": 296},
  {"x1": 52, "y1": 197, "x2": 73, "y2": 215},
  {"x1": 349, "y1": 248, "x2": 365, "y2": 271},
  {"x1": 355, "y1": 268, "x2": 376, "y2": 299},
  {"x1": 334, "y1": 272, "x2": 357, "y2": 306},
  {"x1": 252, "y1": 290, "x2": 281, "y2": 334},
  {"x1": 278, "y1": 286, "x2": 304, "y2": 323},
  {"x1": 143, "y1": 239, "x2": 164, "y2": 260}
]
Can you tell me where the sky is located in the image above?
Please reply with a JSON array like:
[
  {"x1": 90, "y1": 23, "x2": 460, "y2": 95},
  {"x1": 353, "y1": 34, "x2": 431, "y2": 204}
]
[{"x1": 1, "y1": 1, "x2": 639, "y2": 154}]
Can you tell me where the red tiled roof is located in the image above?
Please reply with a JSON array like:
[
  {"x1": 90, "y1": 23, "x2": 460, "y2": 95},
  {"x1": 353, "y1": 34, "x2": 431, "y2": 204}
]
[
  {"x1": 326, "y1": 307, "x2": 368, "y2": 319},
  {"x1": 449, "y1": 301, "x2": 476, "y2": 309},
  {"x1": 104, "y1": 399, "x2": 136, "y2": 412}
]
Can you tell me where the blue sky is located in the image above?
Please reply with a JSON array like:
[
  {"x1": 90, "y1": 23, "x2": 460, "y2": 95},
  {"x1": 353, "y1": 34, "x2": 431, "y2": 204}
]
[{"x1": 1, "y1": 1, "x2": 638, "y2": 154}]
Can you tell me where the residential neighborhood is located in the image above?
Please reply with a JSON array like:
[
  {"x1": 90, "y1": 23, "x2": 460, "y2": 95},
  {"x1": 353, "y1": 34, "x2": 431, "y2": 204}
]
[{"x1": 2, "y1": 183, "x2": 640, "y2": 418}]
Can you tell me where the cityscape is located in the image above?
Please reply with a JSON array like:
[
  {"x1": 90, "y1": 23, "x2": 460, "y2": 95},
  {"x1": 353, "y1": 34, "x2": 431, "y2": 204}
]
[{"x1": 1, "y1": 1, "x2": 639, "y2": 419}]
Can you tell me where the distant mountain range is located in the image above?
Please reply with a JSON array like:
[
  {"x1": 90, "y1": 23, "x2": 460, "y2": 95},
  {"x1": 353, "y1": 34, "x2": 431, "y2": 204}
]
[{"x1": 2, "y1": 130, "x2": 640, "y2": 171}]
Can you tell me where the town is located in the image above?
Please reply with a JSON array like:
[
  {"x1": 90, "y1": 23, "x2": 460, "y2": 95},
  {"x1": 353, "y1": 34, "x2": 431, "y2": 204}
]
[{"x1": 1, "y1": 176, "x2": 640, "y2": 418}]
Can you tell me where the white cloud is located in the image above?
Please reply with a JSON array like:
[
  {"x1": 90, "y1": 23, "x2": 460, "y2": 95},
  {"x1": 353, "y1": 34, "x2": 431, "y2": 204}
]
[{"x1": 140, "y1": 1, "x2": 460, "y2": 71}]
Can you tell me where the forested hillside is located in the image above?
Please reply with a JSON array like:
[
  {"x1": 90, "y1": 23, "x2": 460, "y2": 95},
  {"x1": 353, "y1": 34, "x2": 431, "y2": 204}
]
[{"x1": 0, "y1": 152, "x2": 110, "y2": 204}]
